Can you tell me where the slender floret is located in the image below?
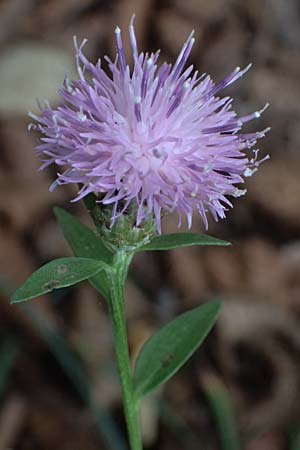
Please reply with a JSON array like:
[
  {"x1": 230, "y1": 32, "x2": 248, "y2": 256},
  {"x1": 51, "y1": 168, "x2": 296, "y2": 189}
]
[{"x1": 30, "y1": 18, "x2": 269, "y2": 232}]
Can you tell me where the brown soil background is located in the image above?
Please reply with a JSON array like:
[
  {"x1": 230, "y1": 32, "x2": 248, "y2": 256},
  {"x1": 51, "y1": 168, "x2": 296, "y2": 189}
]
[{"x1": 0, "y1": 1, "x2": 300, "y2": 449}]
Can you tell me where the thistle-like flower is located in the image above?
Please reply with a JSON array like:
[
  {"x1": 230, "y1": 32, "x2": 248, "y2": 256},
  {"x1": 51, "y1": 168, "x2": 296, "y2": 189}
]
[{"x1": 30, "y1": 18, "x2": 269, "y2": 233}]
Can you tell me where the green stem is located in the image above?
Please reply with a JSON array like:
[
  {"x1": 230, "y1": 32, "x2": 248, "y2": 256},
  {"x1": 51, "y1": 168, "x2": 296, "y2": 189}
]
[{"x1": 108, "y1": 250, "x2": 143, "y2": 450}]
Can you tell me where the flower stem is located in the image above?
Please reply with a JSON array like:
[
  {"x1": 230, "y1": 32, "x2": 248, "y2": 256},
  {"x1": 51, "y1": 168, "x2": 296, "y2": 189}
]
[{"x1": 108, "y1": 250, "x2": 143, "y2": 450}]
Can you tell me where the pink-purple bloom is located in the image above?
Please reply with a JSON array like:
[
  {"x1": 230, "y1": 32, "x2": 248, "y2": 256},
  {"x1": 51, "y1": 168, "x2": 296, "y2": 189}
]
[{"x1": 30, "y1": 18, "x2": 269, "y2": 233}]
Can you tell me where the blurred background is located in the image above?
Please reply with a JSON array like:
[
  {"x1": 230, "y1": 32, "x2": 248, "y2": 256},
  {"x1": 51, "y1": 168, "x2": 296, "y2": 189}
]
[{"x1": 0, "y1": 0, "x2": 300, "y2": 449}]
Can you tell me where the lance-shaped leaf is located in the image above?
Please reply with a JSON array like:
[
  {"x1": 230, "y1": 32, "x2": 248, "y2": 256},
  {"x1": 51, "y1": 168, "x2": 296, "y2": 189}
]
[
  {"x1": 54, "y1": 207, "x2": 113, "y2": 262},
  {"x1": 133, "y1": 301, "x2": 221, "y2": 400},
  {"x1": 139, "y1": 233, "x2": 230, "y2": 251},
  {"x1": 11, "y1": 257, "x2": 108, "y2": 303},
  {"x1": 54, "y1": 207, "x2": 113, "y2": 299}
]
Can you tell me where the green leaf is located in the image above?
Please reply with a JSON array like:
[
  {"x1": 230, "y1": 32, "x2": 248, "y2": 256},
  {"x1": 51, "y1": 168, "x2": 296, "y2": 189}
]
[
  {"x1": 54, "y1": 207, "x2": 113, "y2": 262},
  {"x1": 139, "y1": 233, "x2": 230, "y2": 251},
  {"x1": 133, "y1": 301, "x2": 221, "y2": 400},
  {"x1": 54, "y1": 207, "x2": 113, "y2": 299},
  {"x1": 11, "y1": 257, "x2": 107, "y2": 303}
]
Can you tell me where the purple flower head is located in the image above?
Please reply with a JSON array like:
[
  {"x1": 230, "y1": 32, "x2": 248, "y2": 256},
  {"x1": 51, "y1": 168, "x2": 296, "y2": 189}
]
[{"x1": 30, "y1": 17, "x2": 269, "y2": 233}]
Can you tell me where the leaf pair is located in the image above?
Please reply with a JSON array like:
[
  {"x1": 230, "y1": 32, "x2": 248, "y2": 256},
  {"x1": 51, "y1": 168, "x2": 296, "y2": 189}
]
[
  {"x1": 53, "y1": 207, "x2": 114, "y2": 299},
  {"x1": 11, "y1": 207, "x2": 116, "y2": 304}
]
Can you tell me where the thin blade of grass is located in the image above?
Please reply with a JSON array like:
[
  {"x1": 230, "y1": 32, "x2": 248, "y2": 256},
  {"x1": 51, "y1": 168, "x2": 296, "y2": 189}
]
[
  {"x1": 289, "y1": 427, "x2": 300, "y2": 450},
  {"x1": 21, "y1": 302, "x2": 126, "y2": 450},
  {"x1": 0, "y1": 337, "x2": 19, "y2": 396},
  {"x1": 1, "y1": 282, "x2": 124, "y2": 450},
  {"x1": 202, "y1": 373, "x2": 240, "y2": 450}
]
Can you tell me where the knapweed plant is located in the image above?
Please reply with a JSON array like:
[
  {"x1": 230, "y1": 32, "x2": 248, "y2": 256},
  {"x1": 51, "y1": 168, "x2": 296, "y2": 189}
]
[{"x1": 12, "y1": 17, "x2": 269, "y2": 450}]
